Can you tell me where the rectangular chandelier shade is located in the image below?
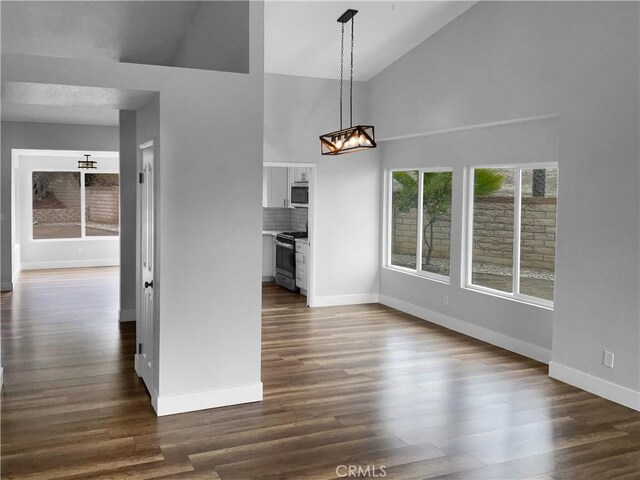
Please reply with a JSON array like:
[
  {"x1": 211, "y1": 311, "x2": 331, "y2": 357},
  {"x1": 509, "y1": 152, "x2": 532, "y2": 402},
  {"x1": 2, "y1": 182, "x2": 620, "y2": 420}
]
[
  {"x1": 78, "y1": 160, "x2": 97, "y2": 169},
  {"x1": 319, "y1": 125, "x2": 376, "y2": 156}
]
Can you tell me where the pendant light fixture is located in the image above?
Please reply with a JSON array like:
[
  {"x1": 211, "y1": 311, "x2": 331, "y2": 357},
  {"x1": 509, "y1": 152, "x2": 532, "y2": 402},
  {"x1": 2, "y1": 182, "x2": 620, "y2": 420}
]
[
  {"x1": 319, "y1": 9, "x2": 376, "y2": 156},
  {"x1": 78, "y1": 154, "x2": 97, "y2": 169}
]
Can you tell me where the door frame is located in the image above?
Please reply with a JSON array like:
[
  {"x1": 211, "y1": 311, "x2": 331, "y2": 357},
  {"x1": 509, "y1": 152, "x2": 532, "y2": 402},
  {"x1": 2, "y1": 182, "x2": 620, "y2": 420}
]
[
  {"x1": 136, "y1": 139, "x2": 159, "y2": 411},
  {"x1": 263, "y1": 162, "x2": 316, "y2": 307}
]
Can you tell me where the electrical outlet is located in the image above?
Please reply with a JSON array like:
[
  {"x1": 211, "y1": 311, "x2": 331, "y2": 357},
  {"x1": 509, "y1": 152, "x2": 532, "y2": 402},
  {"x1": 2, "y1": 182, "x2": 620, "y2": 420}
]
[
  {"x1": 78, "y1": 247, "x2": 84, "y2": 255},
  {"x1": 603, "y1": 350, "x2": 614, "y2": 368},
  {"x1": 443, "y1": 295, "x2": 449, "y2": 306}
]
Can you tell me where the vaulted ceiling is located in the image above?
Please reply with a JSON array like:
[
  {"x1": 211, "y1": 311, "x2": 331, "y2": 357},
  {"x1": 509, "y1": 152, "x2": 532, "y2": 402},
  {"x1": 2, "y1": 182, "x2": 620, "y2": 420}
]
[
  {"x1": 265, "y1": 1, "x2": 475, "y2": 81},
  {"x1": 1, "y1": 1, "x2": 201, "y2": 65},
  {"x1": 1, "y1": 1, "x2": 475, "y2": 125}
]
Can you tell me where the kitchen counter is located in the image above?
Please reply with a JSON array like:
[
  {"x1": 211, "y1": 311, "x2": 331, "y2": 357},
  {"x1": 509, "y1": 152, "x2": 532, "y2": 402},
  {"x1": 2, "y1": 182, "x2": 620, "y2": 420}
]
[{"x1": 262, "y1": 230, "x2": 282, "y2": 236}]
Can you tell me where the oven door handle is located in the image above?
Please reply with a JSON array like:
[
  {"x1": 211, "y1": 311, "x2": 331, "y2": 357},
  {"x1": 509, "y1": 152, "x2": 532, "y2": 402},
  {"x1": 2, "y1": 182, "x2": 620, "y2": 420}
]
[{"x1": 275, "y1": 241, "x2": 294, "y2": 249}]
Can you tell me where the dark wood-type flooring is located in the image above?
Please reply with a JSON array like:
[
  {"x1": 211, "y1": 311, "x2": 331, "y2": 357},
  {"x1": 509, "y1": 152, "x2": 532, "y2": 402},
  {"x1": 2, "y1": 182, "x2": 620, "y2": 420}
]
[{"x1": 1, "y1": 268, "x2": 639, "y2": 479}]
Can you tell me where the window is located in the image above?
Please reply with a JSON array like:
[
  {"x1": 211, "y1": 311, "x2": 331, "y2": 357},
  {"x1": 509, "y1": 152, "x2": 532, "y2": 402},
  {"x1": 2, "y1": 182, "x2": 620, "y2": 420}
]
[
  {"x1": 390, "y1": 170, "x2": 418, "y2": 270},
  {"x1": 32, "y1": 172, "x2": 82, "y2": 239},
  {"x1": 85, "y1": 174, "x2": 120, "y2": 237},
  {"x1": 466, "y1": 165, "x2": 558, "y2": 306},
  {"x1": 32, "y1": 171, "x2": 120, "y2": 240},
  {"x1": 389, "y1": 168, "x2": 453, "y2": 281}
]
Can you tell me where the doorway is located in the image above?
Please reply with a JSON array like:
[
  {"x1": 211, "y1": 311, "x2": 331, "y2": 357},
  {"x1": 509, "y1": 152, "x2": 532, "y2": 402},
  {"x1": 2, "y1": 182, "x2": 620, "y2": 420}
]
[
  {"x1": 10, "y1": 149, "x2": 120, "y2": 275},
  {"x1": 262, "y1": 162, "x2": 316, "y2": 307}
]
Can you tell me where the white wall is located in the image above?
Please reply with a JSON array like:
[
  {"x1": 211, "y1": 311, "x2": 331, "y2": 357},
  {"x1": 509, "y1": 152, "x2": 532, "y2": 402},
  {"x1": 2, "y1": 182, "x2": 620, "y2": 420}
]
[
  {"x1": 119, "y1": 110, "x2": 137, "y2": 322},
  {"x1": 2, "y1": 2, "x2": 265, "y2": 414},
  {"x1": 172, "y1": 1, "x2": 249, "y2": 74},
  {"x1": 264, "y1": 73, "x2": 381, "y2": 306},
  {"x1": 378, "y1": 118, "x2": 557, "y2": 362},
  {"x1": 1, "y1": 122, "x2": 119, "y2": 290},
  {"x1": 17, "y1": 153, "x2": 119, "y2": 269},
  {"x1": 369, "y1": 2, "x2": 639, "y2": 408}
]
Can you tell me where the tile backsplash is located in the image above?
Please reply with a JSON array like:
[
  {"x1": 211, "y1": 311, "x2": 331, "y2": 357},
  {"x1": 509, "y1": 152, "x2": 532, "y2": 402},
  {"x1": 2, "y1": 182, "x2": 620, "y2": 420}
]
[
  {"x1": 263, "y1": 207, "x2": 308, "y2": 232},
  {"x1": 263, "y1": 208, "x2": 291, "y2": 230},
  {"x1": 291, "y1": 208, "x2": 308, "y2": 232}
]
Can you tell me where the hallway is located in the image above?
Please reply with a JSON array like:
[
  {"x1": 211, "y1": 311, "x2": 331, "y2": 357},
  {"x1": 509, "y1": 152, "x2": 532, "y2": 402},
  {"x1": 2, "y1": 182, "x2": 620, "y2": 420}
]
[
  {"x1": 0, "y1": 268, "x2": 161, "y2": 479},
  {"x1": 1, "y1": 270, "x2": 639, "y2": 479}
]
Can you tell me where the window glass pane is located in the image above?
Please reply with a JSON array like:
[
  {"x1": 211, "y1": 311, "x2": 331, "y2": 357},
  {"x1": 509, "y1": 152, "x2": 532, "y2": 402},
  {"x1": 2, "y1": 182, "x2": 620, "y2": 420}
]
[
  {"x1": 471, "y1": 168, "x2": 514, "y2": 292},
  {"x1": 32, "y1": 172, "x2": 81, "y2": 239},
  {"x1": 422, "y1": 171, "x2": 452, "y2": 276},
  {"x1": 519, "y1": 167, "x2": 558, "y2": 301},
  {"x1": 85, "y1": 174, "x2": 120, "y2": 237},
  {"x1": 391, "y1": 171, "x2": 418, "y2": 269}
]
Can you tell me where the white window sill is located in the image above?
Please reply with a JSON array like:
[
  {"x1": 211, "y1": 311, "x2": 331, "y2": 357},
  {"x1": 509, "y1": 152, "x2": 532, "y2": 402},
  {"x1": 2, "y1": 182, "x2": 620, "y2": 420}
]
[
  {"x1": 384, "y1": 265, "x2": 451, "y2": 285},
  {"x1": 463, "y1": 284, "x2": 554, "y2": 310},
  {"x1": 31, "y1": 236, "x2": 120, "y2": 243}
]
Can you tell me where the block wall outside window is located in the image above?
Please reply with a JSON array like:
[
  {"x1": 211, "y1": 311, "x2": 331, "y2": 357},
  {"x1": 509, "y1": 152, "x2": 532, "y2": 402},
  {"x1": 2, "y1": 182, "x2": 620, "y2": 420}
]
[
  {"x1": 32, "y1": 171, "x2": 120, "y2": 240},
  {"x1": 85, "y1": 174, "x2": 120, "y2": 237},
  {"x1": 389, "y1": 169, "x2": 453, "y2": 281},
  {"x1": 390, "y1": 171, "x2": 418, "y2": 270},
  {"x1": 32, "y1": 172, "x2": 82, "y2": 239},
  {"x1": 468, "y1": 165, "x2": 558, "y2": 305}
]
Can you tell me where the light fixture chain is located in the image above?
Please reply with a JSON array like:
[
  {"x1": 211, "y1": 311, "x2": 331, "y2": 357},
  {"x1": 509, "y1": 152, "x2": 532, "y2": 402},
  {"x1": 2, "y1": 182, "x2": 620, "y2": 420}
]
[
  {"x1": 340, "y1": 23, "x2": 344, "y2": 130},
  {"x1": 350, "y1": 16, "x2": 354, "y2": 127}
]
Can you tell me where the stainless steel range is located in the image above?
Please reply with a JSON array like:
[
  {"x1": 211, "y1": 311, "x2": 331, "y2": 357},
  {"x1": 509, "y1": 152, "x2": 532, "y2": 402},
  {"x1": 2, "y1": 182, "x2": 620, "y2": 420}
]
[{"x1": 275, "y1": 231, "x2": 308, "y2": 292}]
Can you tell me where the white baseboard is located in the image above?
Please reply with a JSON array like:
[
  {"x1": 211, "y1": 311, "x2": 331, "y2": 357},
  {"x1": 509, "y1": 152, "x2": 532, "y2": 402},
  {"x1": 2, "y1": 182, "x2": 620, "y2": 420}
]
[
  {"x1": 21, "y1": 259, "x2": 119, "y2": 270},
  {"x1": 379, "y1": 294, "x2": 552, "y2": 364},
  {"x1": 151, "y1": 386, "x2": 159, "y2": 414},
  {"x1": 549, "y1": 361, "x2": 640, "y2": 411},
  {"x1": 134, "y1": 354, "x2": 141, "y2": 377},
  {"x1": 310, "y1": 293, "x2": 379, "y2": 307},
  {"x1": 134, "y1": 354, "x2": 159, "y2": 413},
  {"x1": 118, "y1": 309, "x2": 136, "y2": 322},
  {"x1": 262, "y1": 276, "x2": 274, "y2": 282},
  {"x1": 12, "y1": 265, "x2": 22, "y2": 283},
  {"x1": 155, "y1": 382, "x2": 263, "y2": 416},
  {"x1": 1, "y1": 282, "x2": 13, "y2": 292}
]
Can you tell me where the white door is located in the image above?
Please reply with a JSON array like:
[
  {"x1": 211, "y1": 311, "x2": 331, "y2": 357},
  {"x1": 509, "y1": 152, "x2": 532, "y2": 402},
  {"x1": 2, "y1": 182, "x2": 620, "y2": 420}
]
[{"x1": 137, "y1": 142, "x2": 155, "y2": 393}]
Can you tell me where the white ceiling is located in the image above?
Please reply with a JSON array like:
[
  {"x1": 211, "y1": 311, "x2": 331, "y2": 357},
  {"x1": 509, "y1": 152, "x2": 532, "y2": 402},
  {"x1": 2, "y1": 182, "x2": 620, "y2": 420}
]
[
  {"x1": 1, "y1": 1, "x2": 197, "y2": 126},
  {"x1": 265, "y1": 1, "x2": 475, "y2": 81},
  {"x1": 1, "y1": 103, "x2": 119, "y2": 126},
  {"x1": 1, "y1": 82, "x2": 156, "y2": 126},
  {"x1": 2, "y1": 82, "x2": 155, "y2": 110},
  {"x1": 0, "y1": 1, "x2": 475, "y2": 125}
]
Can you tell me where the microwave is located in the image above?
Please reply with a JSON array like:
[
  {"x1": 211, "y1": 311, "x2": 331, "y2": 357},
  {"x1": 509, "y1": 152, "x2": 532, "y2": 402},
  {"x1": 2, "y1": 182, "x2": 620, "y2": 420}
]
[{"x1": 290, "y1": 183, "x2": 309, "y2": 207}]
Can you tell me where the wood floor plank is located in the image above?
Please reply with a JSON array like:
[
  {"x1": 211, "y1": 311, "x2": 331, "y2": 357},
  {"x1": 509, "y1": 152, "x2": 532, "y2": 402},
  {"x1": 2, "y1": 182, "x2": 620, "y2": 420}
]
[
  {"x1": 252, "y1": 442, "x2": 447, "y2": 480},
  {"x1": 428, "y1": 463, "x2": 526, "y2": 480},
  {"x1": 505, "y1": 432, "x2": 640, "y2": 478},
  {"x1": 2, "y1": 271, "x2": 639, "y2": 479},
  {"x1": 368, "y1": 453, "x2": 485, "y2": 480}
]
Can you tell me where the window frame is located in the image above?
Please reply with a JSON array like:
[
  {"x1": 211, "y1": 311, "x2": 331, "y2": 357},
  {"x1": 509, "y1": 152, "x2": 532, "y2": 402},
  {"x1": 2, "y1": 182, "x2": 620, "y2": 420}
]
[
  {"x1": 30, "y1": 168, "x2": 120, "y2": 242},
  {"x1": 463, "y1": 162, "x2": 558, "y2": 309},
  {"x1": 386, "y1": 167, "x2": 453, "y2": 284}
]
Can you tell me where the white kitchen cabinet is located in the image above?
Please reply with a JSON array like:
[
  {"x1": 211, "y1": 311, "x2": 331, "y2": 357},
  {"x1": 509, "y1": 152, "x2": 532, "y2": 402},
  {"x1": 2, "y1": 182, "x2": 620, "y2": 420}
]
[
  {"x1": 289, "y1": 167, "x2": 311, "y2": 185},
  {"x1": 263, "y1": 167, "x2": 289, "y2": 207},
  {"x1": 295, "y1": 240, "x2": 309, "y2": 293}
]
